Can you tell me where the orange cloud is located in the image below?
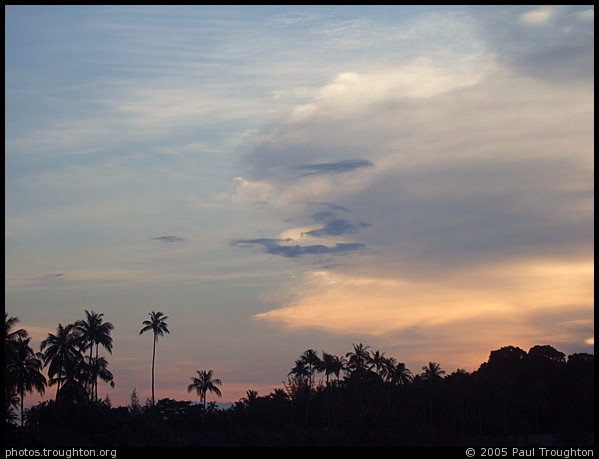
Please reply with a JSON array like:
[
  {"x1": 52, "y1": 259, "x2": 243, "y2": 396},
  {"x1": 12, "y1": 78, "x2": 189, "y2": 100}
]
[{"x1": 253, "y1": 258, "x2": 593, "y2": 338}]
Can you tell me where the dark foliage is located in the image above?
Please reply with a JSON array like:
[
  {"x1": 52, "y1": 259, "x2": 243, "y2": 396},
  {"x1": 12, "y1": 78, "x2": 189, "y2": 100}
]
[{"x1": 5, "y1": 343, "x2": 594, "y2": 447}]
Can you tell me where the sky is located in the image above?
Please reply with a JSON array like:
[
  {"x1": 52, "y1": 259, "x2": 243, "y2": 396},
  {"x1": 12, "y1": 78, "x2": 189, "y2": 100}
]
[{"x1": 5, "y1": 5, "x2": 594, "y2": 408}]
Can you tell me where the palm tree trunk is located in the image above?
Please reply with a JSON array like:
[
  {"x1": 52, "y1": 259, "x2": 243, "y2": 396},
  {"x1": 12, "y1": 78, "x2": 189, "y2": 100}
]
[
  {"x1": 87, "y1": 346, "x2": 93, "y2": 401},
  {"x1": 151, "y1": 335, "x2": 156, "y2": 406},
  {"x1": 94, "y1": 344, "x2": 99, "y2": 403},
  {"x1": 20, "y1": 388, "x2": 25, "y2": 428}
]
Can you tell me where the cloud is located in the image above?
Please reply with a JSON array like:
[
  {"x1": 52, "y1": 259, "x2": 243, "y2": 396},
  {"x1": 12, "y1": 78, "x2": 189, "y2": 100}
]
[
  {"x1": 253, "y1": 258, "x2": 594, "y2": 340},
  {"x1": 153, "y1": 235, "x2": 185, "y2": 243},
  {"x1": 31, "y1": 273, "x2": 64, "y2": 282},
  {"x1": 231, "y1": 238, "x2": 365, "y2": 259},
  {"x1": 297, "y1": 159, "x2": 374, "y2": 176},
  {"x1": 472, "y1": 5, "x2": 594, "y2": 83},
  {"x1": 237, "y1": 17, "x2": 593, "y2": 350},
  {"x1": 304, "y1": 208, "x2": 370, "y2": 238},
  {"x1": 304, "y1": 218, "x2": 362, "y2": 238},
  {"x1": 518, "y1": 7, "x2": 555, "y2": 26},
  {"x1": 235, "y1": 64, "x2": 592, "y2": 274}
]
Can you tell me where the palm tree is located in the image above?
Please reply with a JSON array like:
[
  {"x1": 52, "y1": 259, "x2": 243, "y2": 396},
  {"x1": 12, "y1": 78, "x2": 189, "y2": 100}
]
[
  {"x1": 88, "y1": 356, "x2": 115, "y2": 402},
  {"x1": 269, "y1": 387, "x2": 289, "y2": 404},
  {"x1": 288, "y1": 359, "x2": 311, "y2": 385},
  {"x1": 74, "y1": 310, "x2": 114, "y2": 401},
  {"x1": 5, "y1": 313, "x2": 29, "y2": 401},
  {"x1": 319, "y1": 352, "x2": 341, "y2": 388},
  {"x1": 422, "y1": 361, "x2": 446, "y2": 381},
  {"x1": 49, "y1": 351, "x2": 88, "y2": 404},
  {"x1": 40, "y1": 323, "x2": 83, "y2": 400},
  {"x1": 392, "y1": 361, "x2": 413, "y2": 386},
  {"x1": 5, "y1": 392, "x2": 19, "y2": 426},
  {"x1": 370, "y1": 349, "x2": 387, "y2": 378},
  {"x1": 9, "y1": 337, "x2": 46, "y2": 426},
  {"x1": 378, "y1": 356, "x2": 396, "y2": 383},
  {"x1": 300, "y1": 349, "x2": 321, "y2": 387},
  {"x1": 241, "y1": 389, "x2": 259, "y2": 407},
  {"x1": 187, "y1": 369, "x2": 222, "y2": 409},
  {"x1": 345, "y1": 343, "x2": 372, "y2": 377},
  {"x1": 139, "y1": 311, "x2": 170, "y2": 406},
  {"x1": 345, "y1": 343, "x2": 373, "y2": 412},
  {"x1": 5, "y1": 313, "x2": 29, "y2": 355}
]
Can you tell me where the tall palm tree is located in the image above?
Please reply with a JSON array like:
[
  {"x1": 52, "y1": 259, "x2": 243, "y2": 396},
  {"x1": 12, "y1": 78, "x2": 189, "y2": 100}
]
[
  {"x1": 300, "y1": 349, "x2": 321, "y2": 387},
  {"x1": 187, "y1": 369, "x2": 222, "y2": 409},
  {"x1": 9, "y1": 337, "x2": 46, "y2": 426},
  {"x1": 74, "y1": 310, "x2": 114, "y2": 401},
  {"x1": 40, "y1": 323, "x2": 83, "y2": 400},
  {"x1": 5, "y1": 313, "x2": 29, "y2": 401},
  {"x1": 345, "y1": 343, "x2": 373, "y2": 412},
  {"x1": 370, "y1": 350, "x2": 387, "y2": 378},
  {"x1": 139, "y1": 311, "x2": 169, "y2": 406},
  {"x1": 319, "y1": 352, "x2": 339, "y2": 388},
  {"x1": 345, "y1": 343, "x2": 372, "y2": 377}
]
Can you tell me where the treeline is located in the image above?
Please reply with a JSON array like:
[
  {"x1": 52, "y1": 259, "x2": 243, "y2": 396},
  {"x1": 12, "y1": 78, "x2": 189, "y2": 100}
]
[{"x1": 5, "y1": 312, "x2": 594, "y2": 447}]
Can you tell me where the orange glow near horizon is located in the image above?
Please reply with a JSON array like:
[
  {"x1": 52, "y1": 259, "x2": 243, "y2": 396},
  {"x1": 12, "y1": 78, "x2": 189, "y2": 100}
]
[
  {"x1": 254, "y1": 259, "x2": 593, "y2": 333},
  {"x1": 253, "y1": 258, "x2": 593, "y2": 375}
]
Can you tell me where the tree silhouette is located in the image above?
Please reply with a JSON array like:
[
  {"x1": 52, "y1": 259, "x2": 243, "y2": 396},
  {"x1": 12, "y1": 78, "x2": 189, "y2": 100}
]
[
  {"x1": 421, "y1": 361, "x2": 445, "y2": 381},
  {"x1": 40, "y1": 323, "x2": 82, "y2": 400},
  {"x1": 5, "y1": 392, "x2": 19, "y2": 426},
  {"x1": 9, "y1": 337, "x2": 46, "y2": 426},
  {"x1": 5, "y1": 313, "x2": 29, "y2": 361},
  {"x1": 187, "y1": 369, "x2": 222, "y2": 409},
  {"x1": 139, "y1": 311, "x2": 170, "y2": 406},
  {"x1": 50, "y1": 351, "x2": 88, "y2": 404},
  {"x1": 345, "y1": 343, "x2": 372, "y2": 376},
  {"x1": 319, "y1": 352, "x2": 344, "y2": 388},
  {"x1": 5, "y1": 313, "x2": 30, "y2": 405},
  {"x1": 370, "y1": 349, "x2": 387, "y2": 378},
  {"x1": 300, "y1": 349, "x2": 321, "y2": 387},
  {"x1": 4, "y1": 316, "x2": 595, "y2": 448},
  {"x1": 88, "y1": 356, "x2": 115, "y2": 402},
  {"x1": 288, "y1": 359, "x2": 311, "y2": 387},
  {"x1": 74, "y1": 310, "x2": 114, "y2": 402},
  {"x1": 389, "y1": 360, "x2": 413, "y2": 386}
]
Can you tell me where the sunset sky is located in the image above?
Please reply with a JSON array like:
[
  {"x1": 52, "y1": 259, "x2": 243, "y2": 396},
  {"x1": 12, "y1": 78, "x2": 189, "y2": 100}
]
[{"x1": 5, "y1": 5, "x2": 594, "y2": 408}]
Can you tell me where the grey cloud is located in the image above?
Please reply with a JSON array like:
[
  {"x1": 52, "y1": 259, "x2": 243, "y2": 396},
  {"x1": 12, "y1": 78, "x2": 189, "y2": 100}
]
[
  {"x1": 470, "y1": 5, "x2": 594, "y2": 83},
  {"x1": 297, "y1": 159, "x2": 374, "y2": 176},
  {"x1": 154, "y1": 235, "x2": 185, "y2": 243},
  {"x1": 348, "y1": 153, "x2": 593, "y2": 278},
  {"x1": 237, "y1": 24, "x2": 592, "y2": 279},
  {"x1": 312, "y1": 211, "x2": 336, "y2": 222},
  {"x1": 32, "y1": 273, "x2": 64, "y2": 281},
  {"x1": 231, "y1": 238, "x2": 365, "y2": 258},
  {"x1": 305, "y1": 217, "x2": 370, "y2": 238}
]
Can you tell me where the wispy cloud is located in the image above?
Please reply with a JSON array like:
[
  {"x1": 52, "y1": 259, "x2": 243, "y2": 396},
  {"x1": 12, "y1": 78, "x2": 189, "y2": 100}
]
[
  {"x1": 153, "y1": 235, "x2": 186, "y2": 243},
  {"x1": 236, "y1": 6, "x2": 594, "y2": 348},
  {"x1": 231, "y1": 238, "x2": 365, "y2": 259},
  {"x1": 297, "y1": 159, "x2": 374, "y2": 176}
]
